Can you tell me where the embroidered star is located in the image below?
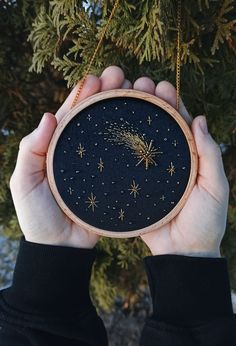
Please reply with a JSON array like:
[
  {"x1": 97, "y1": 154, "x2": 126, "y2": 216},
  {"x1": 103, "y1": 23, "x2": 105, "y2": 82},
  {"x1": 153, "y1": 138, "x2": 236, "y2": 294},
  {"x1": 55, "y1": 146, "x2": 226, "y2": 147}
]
[
  {"x1": 167, "y1": 162, "x2": 176, "y2": 176},
  {"x1": 86, "y1": 193, "x2": 99, "y2": 212},
  {"x1": 136, "y1": 140, "x2": 162, "y2": 170},
  {"x1": 160, "y1": 195, "x2": 166, "y2": 201},
  {"x1": 67, "y1": 187, "x2": 74, "y2": 195},
  {"x1": 172, "y1": 140, "x2": 178, "y2": 147},
  {"x1": 128, "y1": 180, "x2": 141, "y2": 198},
  {"x1": 147, "y1": 116, "x2": 152, "y2": 125},
  {"x1": 76, "y1": 143, "x2": 86, "y2": 158},
  {"x1": 118, "y1": 209, "x2": 125, "y2": 221},
  {"x1": 98, "y1": 158, "x2": 104, "y2": 172}
]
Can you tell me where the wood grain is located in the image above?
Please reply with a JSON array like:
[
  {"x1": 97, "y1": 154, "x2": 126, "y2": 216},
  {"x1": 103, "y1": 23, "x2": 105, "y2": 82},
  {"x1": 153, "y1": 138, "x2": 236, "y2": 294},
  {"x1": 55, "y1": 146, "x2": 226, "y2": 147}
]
[{"x1": 47, "y1": 89, "x2": 198, "y2": 238}]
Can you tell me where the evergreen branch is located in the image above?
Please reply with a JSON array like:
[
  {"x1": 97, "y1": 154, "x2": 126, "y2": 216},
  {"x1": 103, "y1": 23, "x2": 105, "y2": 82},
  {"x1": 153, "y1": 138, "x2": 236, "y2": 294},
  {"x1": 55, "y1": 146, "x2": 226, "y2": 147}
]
[
  {"x1": 211, "y1": 0, "x2": 236, "y2": 55},
  {"x1": 197, "y1": 0, "x2": 209, "y2": 11},
  {"x1": 28, "y1": 6, "x2": 58, "y2": 73},
  {"x1": 50, "y1": 0, "x2": 80, "y2": 33},
  {"x1": 51, "y1": 56, "x2": 84, "y2": 87}
]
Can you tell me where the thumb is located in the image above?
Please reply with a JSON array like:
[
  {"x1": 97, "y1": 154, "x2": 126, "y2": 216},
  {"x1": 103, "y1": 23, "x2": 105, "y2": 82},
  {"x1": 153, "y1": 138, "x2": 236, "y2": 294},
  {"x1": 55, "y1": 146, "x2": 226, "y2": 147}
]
[
  {"x1": 14, "y1": 113, "x2": 57, "y2": 176},
  {"x1": 191, "y1": 116, "x2": 229, "y2": 199}
]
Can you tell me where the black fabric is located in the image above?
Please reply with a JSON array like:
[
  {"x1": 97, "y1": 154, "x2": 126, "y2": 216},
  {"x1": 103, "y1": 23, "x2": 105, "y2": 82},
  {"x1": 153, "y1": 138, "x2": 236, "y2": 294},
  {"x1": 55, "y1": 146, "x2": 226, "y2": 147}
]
[
  {"x1": 0, "y1": 237, "x2": 108, "y2": 346},
  {"x1": 144, "y1": 254, "x2": 233, "y2": 324},
  {"x1": 3, "y1": 236, "x2": 96, "y2": 316},
  {"x1": 0, "y1": 237, "x2": 236, "y2": 346},
  {"x1": 53, "y1": 94, "x2": 191, "y2": 233},
  {"x1": 139, "y1": 318, "x2": 236, "y2": 346},
  {"x1": 140, "y1": 255, "x2": 236, "y2": 345}
]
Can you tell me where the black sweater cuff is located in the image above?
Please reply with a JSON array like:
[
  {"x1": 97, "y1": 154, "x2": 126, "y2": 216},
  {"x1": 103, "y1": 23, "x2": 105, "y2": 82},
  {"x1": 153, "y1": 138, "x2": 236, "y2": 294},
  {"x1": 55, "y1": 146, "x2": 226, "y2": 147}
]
[
  {"x1": 3, "y1": 237, "x2": 96, "y2": 317},
  {"x1": 144, "y1": 255, "x2": 234, "y2": 325}
]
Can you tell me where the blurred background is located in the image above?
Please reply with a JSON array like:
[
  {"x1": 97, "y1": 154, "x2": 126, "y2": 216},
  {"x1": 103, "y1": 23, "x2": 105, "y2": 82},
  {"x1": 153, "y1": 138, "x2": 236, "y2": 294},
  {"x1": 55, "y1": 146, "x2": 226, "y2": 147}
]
[{"x1": 0, "y1": 1, "x2": 236, "y2": 344}]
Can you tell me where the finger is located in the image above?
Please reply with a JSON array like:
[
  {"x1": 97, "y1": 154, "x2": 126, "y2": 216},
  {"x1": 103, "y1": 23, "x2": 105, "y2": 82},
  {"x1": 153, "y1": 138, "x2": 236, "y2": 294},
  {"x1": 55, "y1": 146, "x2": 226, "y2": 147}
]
[
  {"x1": 121, "y1": 79, "x2": 132, "y2": 89},
  {"x1": 133, "y1": 77, "x2": 155, "y2": 94},
  {"x1": 99, "y1": 66, "x2": 125, "y2": 91},
  {"x1": 191, "y1": 116, "x2": 229, "y2": 199},
  {"x1": 14, "y1": 113, "x2": 57, "y2": 177},
  {"x1": 56, "y1": 75, "x2": 101, "y2": 122},
  {"x1": 155, "y1": 81, "x2": 192, "y2": 125}
]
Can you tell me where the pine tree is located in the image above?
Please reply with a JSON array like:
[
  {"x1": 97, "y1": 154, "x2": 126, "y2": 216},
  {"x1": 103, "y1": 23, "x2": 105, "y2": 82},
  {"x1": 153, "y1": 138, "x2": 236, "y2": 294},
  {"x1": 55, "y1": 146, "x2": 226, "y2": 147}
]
[{"x1": 1, "y1": 0, "x2": 236, "y2": 310}]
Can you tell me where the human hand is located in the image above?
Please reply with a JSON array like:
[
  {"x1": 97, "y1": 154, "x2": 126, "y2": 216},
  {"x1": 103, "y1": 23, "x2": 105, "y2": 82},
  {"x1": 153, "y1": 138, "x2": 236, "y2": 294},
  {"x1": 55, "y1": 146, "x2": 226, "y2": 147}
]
[
  {"x1": 10, "y1": 66, "x2": 131, "y2": 248},
  {"x1": 133, "y1": 78, "x2": 229, "y2": 258}
]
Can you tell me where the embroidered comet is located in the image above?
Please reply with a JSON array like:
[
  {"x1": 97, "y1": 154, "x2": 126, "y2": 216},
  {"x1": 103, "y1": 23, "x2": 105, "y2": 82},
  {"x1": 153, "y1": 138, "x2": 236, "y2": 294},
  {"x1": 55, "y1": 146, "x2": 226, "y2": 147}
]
[{"x1": 105, "y1": 123, "x2": 163, "y2": 170}]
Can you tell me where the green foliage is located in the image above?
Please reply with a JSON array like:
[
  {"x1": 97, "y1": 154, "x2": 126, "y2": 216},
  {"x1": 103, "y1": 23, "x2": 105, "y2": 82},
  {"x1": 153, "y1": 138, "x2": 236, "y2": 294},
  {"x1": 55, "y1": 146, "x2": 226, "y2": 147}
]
[
  {"x1": 1, "y1": 0, "x2": 236, "y2": 310},
  {"x1": 28, "y1": 6, "x2": 58, "y2": 73},
  {"x1": 211, "y1": 0, "x2": 236, "y2": 55},
  {"x1": 91, "y1": 237, "x2": 150, "y2": 310}
]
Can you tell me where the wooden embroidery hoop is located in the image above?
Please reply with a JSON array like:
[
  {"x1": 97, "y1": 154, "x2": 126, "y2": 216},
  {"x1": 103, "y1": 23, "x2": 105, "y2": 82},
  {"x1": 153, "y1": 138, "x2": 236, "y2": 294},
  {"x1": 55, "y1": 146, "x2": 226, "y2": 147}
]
[{"x1": 47, "y1": 89, "x2": 198, "y2": 238}]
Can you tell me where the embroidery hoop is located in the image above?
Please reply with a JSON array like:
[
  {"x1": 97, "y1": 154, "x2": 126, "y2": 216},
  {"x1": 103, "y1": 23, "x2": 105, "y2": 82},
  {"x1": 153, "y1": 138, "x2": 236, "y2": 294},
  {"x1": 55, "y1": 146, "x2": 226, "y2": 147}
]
[{"x1": 47, "y1": 89, "x2": 198, "y2": 238}]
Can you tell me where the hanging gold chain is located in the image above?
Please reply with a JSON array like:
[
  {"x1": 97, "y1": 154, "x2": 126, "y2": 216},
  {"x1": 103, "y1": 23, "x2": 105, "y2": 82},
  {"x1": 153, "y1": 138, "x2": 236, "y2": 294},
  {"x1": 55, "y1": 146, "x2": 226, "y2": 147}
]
[
  {"x1": 71, "y1": 0, "x2": 120, "y2": 109},
  {"x1": 176, "y1": 0, "x2": 182, "y2": 111},
  {"x1": 71, "y1": 0, "x2": 182, "y2": 110}
]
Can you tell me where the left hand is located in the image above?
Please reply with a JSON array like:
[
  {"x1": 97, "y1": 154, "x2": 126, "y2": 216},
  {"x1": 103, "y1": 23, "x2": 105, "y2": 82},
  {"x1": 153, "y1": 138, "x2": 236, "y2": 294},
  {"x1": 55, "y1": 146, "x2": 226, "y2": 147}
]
[{"x1": 9, "y1": 66, "x2": 131, "y2": 248}]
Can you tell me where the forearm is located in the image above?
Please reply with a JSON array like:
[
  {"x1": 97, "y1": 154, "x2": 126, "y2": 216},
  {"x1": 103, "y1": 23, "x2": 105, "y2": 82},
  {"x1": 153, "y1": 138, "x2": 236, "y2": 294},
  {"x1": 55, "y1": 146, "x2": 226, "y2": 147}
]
[
  {"x1": 0, "y1": 237, "x2": 108, "y2": 346},
  {"x1": 140, "y1": 254, "x2": 236, "y2": 346}
]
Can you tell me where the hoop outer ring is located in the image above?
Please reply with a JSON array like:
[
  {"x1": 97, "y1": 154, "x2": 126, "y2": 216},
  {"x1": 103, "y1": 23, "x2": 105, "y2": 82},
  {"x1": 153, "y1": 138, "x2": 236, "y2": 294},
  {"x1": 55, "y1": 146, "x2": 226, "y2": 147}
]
[{"x1": 47, "y1": 89, "x2": 198, "y2": 238}]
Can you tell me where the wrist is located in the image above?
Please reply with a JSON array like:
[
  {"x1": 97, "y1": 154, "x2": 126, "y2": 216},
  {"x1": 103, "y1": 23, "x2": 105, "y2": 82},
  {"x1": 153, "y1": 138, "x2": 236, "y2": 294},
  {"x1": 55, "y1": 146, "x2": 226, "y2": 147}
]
[
  {"x1": 24, "y1": 231, "x2": 98, "y2": 249},
  {"x1": 149, "y1": 246, "x2": 221, "y2": 258}
]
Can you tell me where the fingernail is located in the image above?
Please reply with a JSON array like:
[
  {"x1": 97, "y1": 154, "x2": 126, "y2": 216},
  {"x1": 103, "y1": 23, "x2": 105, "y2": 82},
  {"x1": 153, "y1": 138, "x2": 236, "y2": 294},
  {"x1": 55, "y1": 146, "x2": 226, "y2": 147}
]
[
  {"x1": 38, "y1": 113, "x2": 51, "y2": 128},
  {"x1": 199, "y1": 116, "x2": 208, "y2": 135}
]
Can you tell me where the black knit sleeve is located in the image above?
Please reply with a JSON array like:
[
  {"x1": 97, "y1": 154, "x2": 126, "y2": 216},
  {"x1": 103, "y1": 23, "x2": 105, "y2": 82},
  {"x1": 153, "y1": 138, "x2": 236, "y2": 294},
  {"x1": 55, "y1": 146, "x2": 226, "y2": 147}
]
[
  {"x1": 140, "y1": 255, "x2": 236, "y2": 346},
  {"x1": 0, "y1": 237, "x2": 108, "y2": 346}
]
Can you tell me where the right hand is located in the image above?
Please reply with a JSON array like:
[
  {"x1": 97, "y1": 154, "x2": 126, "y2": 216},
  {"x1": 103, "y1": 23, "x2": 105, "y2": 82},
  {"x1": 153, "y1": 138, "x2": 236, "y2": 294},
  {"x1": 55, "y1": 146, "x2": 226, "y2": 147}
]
[{"x1": 139, "y1": 80, "x2": 229, "y2": 258}]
